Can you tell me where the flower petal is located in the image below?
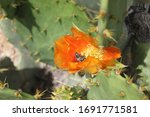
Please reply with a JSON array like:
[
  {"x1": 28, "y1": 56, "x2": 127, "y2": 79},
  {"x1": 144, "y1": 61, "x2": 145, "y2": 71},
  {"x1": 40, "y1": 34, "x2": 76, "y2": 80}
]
[
  {"x1": 100, "y1": 46, "x2": 121, "y2": 69},
  {"x1": 103, "y1": 46, "x2": 121, "y2": 60},
  {"x1": 54, "y1": 27, "x2": 121, "y2": 74}
]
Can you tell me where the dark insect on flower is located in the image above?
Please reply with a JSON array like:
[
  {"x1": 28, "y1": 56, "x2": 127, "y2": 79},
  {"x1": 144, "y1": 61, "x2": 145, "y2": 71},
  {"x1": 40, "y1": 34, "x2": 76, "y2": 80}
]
[
  {"x1": 75, "y1": 52, "x2": 86, "y2": 62},
  {"x1": 125, "y1": 3, "x2": 150, "y2": 43}
]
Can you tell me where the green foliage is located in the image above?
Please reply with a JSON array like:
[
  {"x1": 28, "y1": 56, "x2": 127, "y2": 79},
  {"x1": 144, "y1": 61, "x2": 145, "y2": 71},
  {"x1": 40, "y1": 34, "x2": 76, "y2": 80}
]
[{"x1": 87, "y1": 70, "x2": 145, "y2": 100}]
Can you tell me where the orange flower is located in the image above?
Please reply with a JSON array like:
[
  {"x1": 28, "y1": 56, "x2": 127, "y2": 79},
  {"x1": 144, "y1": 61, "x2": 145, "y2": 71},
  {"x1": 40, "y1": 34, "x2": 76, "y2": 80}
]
[{"x1": 54, "y1": 27, "x2": 121, "y2": 74}]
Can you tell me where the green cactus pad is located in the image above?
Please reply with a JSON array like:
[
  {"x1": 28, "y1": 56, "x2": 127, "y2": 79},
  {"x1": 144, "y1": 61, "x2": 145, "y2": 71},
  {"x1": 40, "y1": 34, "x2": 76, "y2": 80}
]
[
  {"x1": 0, "y1": 18, "x2": 36, "y2": 69},
  {"x1": 0, "y1": 88, "x2": 34, "y2": 100},
  {"x1": 98, "y1": 0, "x2": 127, "y2": 47},
  {"x1": 87, "y1": 70, "x2": 145, "y2": 100},
  {"x1": 2, "y1": 0, "x2": 90, "y2": 64},
  {"x1": 51, "y1": 85, "x2": 87, "y2": 100}
]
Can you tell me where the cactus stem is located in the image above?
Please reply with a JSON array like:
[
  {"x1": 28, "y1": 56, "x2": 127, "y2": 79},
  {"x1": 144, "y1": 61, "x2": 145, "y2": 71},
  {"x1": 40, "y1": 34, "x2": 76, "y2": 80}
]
[{"x1": 98, "y1": 0, "x2": 127, "y2": 46}]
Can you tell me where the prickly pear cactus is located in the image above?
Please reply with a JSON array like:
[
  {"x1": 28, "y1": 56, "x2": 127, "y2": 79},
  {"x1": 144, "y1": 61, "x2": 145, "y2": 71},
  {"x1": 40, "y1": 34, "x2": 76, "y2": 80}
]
[
  {"x1": 0, "y1": 18, "x2": 36, "y2": 69},
  {"x1": 0, "y1": 88, "x2": 34, "y2": 100},
  {"x1": 0, "y1": 81, "x2": 34, "y2": 100},
  {"x1": 97, "y1": 0, "x2": 127, "y2": 47},
  {"x1": 87, "y1": 70, "x2": 146, "y2": 100},
  {"x1": 0, "y1": 0, "x2": 149, "y2": 100},
  {"x1": 51, "y1": 85, "x2": 87, "y2": 100},
  {"x1": 1, "y1": 0, "x2": 91, "y2": 64}
]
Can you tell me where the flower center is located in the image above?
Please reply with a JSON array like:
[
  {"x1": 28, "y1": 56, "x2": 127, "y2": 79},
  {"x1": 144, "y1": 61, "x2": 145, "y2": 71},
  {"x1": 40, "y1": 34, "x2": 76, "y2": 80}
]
[
  {"x1": 75, "y1": 52, "x2": 86, "y2": 62},
  {"x1": 81, "y1": 44, "x2": 103, "y2": 60}
]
